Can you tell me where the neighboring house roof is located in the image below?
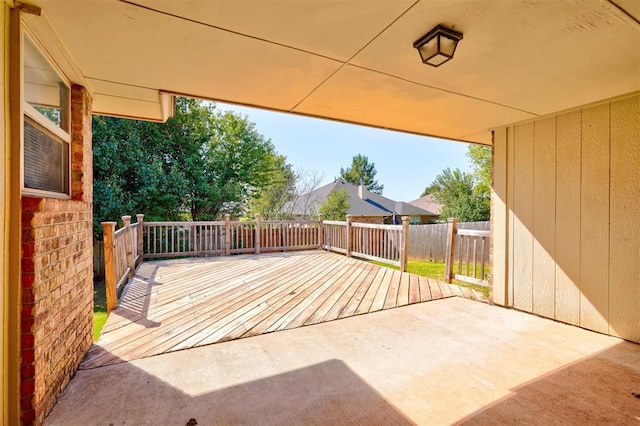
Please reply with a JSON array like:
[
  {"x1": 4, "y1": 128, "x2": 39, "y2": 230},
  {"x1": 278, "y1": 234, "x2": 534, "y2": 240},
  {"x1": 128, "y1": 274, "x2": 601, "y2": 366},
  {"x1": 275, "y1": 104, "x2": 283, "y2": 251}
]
[
  {"x1": 290, "y1": 180, "x2": 434, "y2": 217},
  {"x1": 408, "y1": 194, "x2": 443, "y2": 216}
]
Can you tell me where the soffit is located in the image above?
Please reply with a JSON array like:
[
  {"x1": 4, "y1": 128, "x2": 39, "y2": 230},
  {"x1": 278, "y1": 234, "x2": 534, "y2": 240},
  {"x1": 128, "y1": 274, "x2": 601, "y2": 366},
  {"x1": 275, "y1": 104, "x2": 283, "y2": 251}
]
[{"x1": 23, "y1": 0, "x2": 640, "y2": 145}]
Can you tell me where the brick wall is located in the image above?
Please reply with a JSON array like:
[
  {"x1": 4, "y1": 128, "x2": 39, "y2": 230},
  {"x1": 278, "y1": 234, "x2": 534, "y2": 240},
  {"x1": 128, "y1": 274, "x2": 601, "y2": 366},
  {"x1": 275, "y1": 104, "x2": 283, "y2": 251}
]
[
  {"x1": 20, "y1": 85, "x2": 93, "y2": 425},
  {"x1": 21, "y1": 199, "x2": 93, "y2": 424}
]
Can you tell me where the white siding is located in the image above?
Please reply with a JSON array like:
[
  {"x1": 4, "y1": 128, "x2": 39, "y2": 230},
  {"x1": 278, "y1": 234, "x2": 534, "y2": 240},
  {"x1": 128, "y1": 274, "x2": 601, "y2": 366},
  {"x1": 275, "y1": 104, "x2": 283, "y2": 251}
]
[{"x1": 492, "y1": 92, "x2": 640, "y2": 343}]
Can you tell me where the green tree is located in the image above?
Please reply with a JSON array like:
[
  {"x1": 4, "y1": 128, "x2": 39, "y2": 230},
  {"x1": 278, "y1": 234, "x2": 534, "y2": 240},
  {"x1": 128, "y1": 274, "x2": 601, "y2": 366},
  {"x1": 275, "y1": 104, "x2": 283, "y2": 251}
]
[
  {"x1": 422, "y1": 168, "x2": 489, "y2": 222},
  {"x1": 339, "y1": 154, "x2": 383, "y2": 194},
  {"x1": 192, "y1": 110, "x2": 276, "y2": 219},
  {"x1": 467, "y1": 144, "x2": 492, "y2": 199},
  {"x1": 249, "y1": 155, "x2": 297, "y2": 220},
  {"x1": 93, "y1": 98, "x2": 279, "y2": 235},
  {"x1": 319, "y1": 189, "x2": 350, "y2": 221}
]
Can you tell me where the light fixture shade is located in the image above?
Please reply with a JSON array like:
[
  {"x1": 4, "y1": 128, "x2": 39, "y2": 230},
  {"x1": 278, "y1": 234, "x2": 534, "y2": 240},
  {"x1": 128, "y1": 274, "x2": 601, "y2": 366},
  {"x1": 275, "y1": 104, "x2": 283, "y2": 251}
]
[{"x1": 413, "y1": 25, "x2": 463, "y2": 67}]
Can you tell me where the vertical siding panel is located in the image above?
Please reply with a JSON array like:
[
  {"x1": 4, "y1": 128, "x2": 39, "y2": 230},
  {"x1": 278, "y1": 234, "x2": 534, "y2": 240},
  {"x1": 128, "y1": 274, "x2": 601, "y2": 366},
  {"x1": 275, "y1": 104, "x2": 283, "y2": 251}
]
[
  {"x1": 491, "y1": 128, "x2": 509, "y2": 306},
  {"x1": 512, "y1": 122, "x2": 534, "y2": 312},
  {"x1": 580, "y1": 103, "x2": 610, "y2": 334},
  {"x1": 609, "y1": 95, "x2": 640, "y2": 342},
  {"x1": 506, "y1": 126, "x2": 516, "y2": 307},
  {"x1": 555, "y1": 110, "x2": 582, "y2": 325},
  {"x1": 532, "y1": 116, "x2": 556, "y2": 318}
]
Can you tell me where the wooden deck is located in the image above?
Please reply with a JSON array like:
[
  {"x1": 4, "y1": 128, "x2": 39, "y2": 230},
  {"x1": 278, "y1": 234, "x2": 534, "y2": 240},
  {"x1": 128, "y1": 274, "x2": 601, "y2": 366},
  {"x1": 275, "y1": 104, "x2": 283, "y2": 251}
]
[{"x1": 82, "y1": 250, "x2": 485, "y2": 369}]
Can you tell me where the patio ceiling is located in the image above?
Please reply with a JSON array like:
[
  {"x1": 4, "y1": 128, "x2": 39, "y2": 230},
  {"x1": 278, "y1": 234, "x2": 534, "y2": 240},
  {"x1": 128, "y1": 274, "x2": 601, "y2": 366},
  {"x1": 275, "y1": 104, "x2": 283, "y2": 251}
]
[{"x1": 24, "y1": 0, "x2": 640, "y2": 145}]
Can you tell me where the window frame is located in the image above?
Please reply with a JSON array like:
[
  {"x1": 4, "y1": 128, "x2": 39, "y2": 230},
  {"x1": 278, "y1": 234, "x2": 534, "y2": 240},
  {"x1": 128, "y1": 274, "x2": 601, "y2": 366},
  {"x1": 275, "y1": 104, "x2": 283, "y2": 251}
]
[{"x1": 21, "y1": 31, "x2": 72, "y2": 199}]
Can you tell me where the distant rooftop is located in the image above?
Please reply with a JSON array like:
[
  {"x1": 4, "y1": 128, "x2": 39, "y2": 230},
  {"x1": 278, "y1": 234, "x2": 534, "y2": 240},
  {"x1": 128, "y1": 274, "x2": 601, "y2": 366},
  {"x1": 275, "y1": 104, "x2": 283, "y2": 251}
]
[
  {"x1": 290, "y1": 180, "x2": 436, "y2": 218},
  {"x1": 408, "y1": 194, "x2": 443, "y2": 216}
]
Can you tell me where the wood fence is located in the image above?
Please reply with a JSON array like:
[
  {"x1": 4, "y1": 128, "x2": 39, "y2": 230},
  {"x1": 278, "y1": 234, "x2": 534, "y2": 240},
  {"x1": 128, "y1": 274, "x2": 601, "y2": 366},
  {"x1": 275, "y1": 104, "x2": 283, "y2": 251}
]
[
  {"x1": 443, "y1": 219, "x2": 491, "y2": 287},
  {"x1": 142, "y1": 215, "x2": 322, "y2": 258},
  {"x1": 323, "y1": 216, "x2": 409, "y2": 269},
  {"x1": 408, "y1": 221, "x2": 490, "y2": 262},
  {"x1": 101, "y1": 214, "x2": 409, "y2": 312}
]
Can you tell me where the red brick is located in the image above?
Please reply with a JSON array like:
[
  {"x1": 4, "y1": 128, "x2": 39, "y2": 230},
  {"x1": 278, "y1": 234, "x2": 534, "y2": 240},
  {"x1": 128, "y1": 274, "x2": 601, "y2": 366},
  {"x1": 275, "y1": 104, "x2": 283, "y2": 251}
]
[
  {"x1": 22, "y1": 197, "x2": 44, "y2": 212},
  {"x1": 21, "y1": 333, "x2": 35, "y2": 349},
  {"x1": 21, "y1": 363, "x2": 35, "y2": 380},
  {"x1": 20, "y1": 378, "x2": 35, "y2": 396},
  {"x1": 21, "y1": 408, "x2": 36, "y2": 425},
  {"x1": 21, "y1": 84, "x2": 95, "y2": 424},
  {"x1": 22, "y1": 290, "x2": 34, "y2": 305},
  {"x1": 21, "y1": 304, "x2": 34, "y2": 319},
  {"x1": 22, "y1": 318, "x2": 34, "y2": 334},
  {"x1": 22, "y1": 257, "x2": 35, "y2": 273},
  {"x1": 22, "y1": 273, "x2": 35, "y2": 289},
  {"x1": 22, "y1": 242, "x2": 36, "y2": 258}
]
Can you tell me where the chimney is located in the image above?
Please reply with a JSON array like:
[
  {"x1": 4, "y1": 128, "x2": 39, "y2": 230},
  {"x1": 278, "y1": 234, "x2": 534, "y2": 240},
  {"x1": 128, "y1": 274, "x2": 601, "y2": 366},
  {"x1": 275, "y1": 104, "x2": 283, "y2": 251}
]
[{"x1": 358, "y1": 184, "x2": 364, "y2": 199}]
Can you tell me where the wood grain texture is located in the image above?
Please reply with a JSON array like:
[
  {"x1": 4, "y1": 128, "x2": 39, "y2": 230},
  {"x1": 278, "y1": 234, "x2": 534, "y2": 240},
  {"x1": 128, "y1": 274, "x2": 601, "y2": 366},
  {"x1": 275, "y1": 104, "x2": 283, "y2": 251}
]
[
  {"x1": 580, "y1": 103, "x2": 610, "y2": 334},
  {"x1": 82, "y1": 251, "x2": 476, "y2": 368},
  {"x1": 609, "y1": 94, "x2": 640, "y2": 342},
  {"x1": 555, "y1": 109, "x2": 582, "y2": 325},
  {"x1": 532, "y1": 116, "x2": 556, "y2": 318},
  {"x1": 512, "y1": 122, "x2": 535, "y2": 312}
]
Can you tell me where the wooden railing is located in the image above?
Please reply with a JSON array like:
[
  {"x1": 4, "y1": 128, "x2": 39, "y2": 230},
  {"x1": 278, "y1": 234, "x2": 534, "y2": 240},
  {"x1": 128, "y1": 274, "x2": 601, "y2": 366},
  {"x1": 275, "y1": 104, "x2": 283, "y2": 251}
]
[
  {"x1": 444, "y1": 218, "x2": 490, "y2": 286},
  {"x1": 103, "y1": 213, "x2": 409, "y2": 313},
  {"x1": 142, "y1": 214, "x2": 322, "y2": 258},
  {"x1": 102, "y1": 215, "x2": 143, "y2": 313},
  {"x1": 323, "y1": 215, "x2": 409, "y2": 270}
]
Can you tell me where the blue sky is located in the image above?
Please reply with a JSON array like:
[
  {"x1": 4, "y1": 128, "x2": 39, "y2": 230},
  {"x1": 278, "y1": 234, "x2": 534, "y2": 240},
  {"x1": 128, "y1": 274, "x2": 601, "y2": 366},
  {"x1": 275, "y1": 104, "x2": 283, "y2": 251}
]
[{"x1": 215, "y1": 103, "x2": 472, "y2": 202}]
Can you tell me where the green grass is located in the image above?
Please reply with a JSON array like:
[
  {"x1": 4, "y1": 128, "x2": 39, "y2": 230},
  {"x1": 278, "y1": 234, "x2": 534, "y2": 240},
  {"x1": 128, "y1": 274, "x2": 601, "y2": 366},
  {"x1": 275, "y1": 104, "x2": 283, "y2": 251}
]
[
  {"x1": 370, "y1": 259, "x2": 490, "y2": 298},
  {"x1": 93, "y1": 282, "x2": 108, "y2": 341}
]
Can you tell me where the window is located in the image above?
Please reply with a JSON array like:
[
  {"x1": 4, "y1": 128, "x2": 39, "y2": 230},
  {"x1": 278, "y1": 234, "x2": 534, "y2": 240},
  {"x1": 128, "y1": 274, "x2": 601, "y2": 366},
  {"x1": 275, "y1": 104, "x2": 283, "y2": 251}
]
[{"x1": 23, "y1": 35, "x2": 71, "y2": 196}]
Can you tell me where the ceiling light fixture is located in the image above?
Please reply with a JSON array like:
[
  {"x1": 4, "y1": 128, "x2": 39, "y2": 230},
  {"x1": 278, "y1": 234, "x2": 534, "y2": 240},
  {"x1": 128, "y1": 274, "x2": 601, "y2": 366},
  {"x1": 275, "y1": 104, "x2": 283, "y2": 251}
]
[{"x1": 413, "y1": 24, "x2": 463, "y2": 67}]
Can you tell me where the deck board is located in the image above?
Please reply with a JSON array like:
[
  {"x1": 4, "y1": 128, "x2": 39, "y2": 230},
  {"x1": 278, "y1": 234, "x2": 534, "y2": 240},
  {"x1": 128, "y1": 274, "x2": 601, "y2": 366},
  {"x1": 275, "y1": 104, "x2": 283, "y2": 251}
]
[{"x1": 83, "y1": 251, "x2": 467, "y2": 369}]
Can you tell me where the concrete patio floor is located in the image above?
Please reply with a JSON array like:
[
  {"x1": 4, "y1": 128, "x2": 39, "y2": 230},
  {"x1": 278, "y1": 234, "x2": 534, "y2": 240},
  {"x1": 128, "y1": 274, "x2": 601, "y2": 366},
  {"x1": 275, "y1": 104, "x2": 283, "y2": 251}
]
[{"x1": 45, "y1": 297, "x2": 640, "y2": 425}]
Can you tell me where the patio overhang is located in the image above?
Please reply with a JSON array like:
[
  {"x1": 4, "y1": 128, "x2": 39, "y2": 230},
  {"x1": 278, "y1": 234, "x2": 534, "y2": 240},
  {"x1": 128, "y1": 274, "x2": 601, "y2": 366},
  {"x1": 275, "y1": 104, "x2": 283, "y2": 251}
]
[{"x1": 22, "y1": 0, "x2": 640, "y2": 144}]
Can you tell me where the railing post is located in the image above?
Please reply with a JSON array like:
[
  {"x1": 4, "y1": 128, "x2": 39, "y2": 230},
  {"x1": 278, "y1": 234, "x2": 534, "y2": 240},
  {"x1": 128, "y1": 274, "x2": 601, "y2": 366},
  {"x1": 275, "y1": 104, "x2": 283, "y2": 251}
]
[
  {"x1": 444, "y1": 218, "x2": 458, "y2": 283},
  {"x1": 225, "y1": 214, "x2": 231, "y2": 256},
  {"x1": 102, "y1": 221, "x2": 117, "y2": 314},
  {"x1": 400, "y1": 216, "x2": 409, "y2": 272},
  {"x1": 283, "y1": 221, "x2": 288, "y2": 252},
  {"x1": 122, "y1": 216, "x2": 135, "y2": 279},
  {"x1": 136, "y1": 214, "x2": 144, "y2": 262},
  {"x1": 317, "y1": 214, "x2": 324, "y2": 250},
  {"x1": 346, "y1": 215, "x2": 352, "y2": 258},
  {"x1": 255, "y1": 213, "x2": 261, "y2": 254}
]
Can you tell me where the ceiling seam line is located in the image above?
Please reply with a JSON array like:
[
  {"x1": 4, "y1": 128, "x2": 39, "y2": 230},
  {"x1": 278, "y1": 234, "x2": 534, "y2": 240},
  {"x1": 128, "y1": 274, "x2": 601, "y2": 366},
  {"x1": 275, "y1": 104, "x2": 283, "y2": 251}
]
[
  {"x1": 118, "y1": 0, "x2": 345, "y2": 63},
  {"x1": 607, "y1": 0, "x2": 640, "y2": 26},
  {"x1": 289, "y1": 0, "x2": 420, "y2": 112},
  {"x1": 342, "y1": 0, "x2": 420, "y2": 65},
  {"x1": 350, "y1": 64, "x2": 541, "y2": 116},
  {"x1": 84, "y1": 76, "x2": 162, "y2": 92},
  {"x1": 94, "y1": 92, "x2": 162, "y2": 104}
]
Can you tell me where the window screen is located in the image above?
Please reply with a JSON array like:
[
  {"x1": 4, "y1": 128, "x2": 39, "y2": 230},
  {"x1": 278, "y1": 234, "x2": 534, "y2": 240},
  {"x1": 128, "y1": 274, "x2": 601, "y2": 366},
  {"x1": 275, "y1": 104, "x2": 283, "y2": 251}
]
[{"x1": 23, "y1": 116, "x2": 69, "y2": 193}]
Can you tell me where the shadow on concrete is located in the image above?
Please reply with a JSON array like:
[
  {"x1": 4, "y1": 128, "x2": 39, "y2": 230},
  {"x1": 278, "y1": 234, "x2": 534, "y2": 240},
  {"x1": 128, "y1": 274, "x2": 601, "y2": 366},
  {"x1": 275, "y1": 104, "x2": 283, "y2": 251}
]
[
  {"x1": 49, "y1": 300, "x2": 640, "y2": 425},
  {"x1": 457, "y1": 341, "x2": 640, "y2": 425},
  {"x1": 46, "y1": 358, "x2": 415, "y2": 425}
]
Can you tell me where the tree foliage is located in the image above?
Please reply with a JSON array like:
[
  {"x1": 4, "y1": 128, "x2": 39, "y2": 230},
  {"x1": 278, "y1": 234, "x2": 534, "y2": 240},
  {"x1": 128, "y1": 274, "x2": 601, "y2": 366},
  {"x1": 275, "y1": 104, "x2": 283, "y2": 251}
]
[
  {"x1": 467, "y1": 144, "x2": 492, "y2": 198},
  {"x1": 249, "y1": 155, "x2": 297, "y2": 220},
  {"x1": 319, "y1": 189, "x2": 350, "y2": 221},
  {"x1": 93, "y1": 98, "x2": 281, "y2": 237},
  {"x1": 339, "y1": 154, "x2": 383, "y2": 194},
  {"x1": 422, "y1": 168, "x2": 489, "y2": 222},
  {"x1": 421, "y1": 144, "x2": 492, "y2": 222}
]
